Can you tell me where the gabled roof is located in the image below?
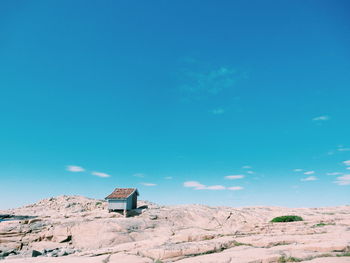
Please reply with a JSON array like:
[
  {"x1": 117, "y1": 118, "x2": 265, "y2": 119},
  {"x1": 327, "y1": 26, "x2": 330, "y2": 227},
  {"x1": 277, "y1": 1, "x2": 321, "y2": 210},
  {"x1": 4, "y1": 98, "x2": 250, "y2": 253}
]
[{"x1": 105, "y1": 188, "x2": 139, "y2": 200}]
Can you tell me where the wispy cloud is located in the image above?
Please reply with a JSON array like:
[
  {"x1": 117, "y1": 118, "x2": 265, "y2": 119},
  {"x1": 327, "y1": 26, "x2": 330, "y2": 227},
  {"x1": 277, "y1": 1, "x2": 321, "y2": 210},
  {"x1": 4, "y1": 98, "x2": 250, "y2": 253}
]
[
  {"x1": 247, "y1": 171, "x2": 254, "y2": 174},
  {"x1": 205, "y1": 185, "x2": 225, "y2": 190},
  {"x1": 343, "y1": 160, "x2": 350, "y2": 166},
  {"x1": 66, "y1": 165, "x2": 112, "y2": 179},
  {"x1": 338, "y1": 146, "x2": 350, "y2": 152},
  {"x1": 179, "y1": 66, "x2": 239, "y2": 97},
  {"x1": 293, "y1": 169, "x2": 303, "y2": 172},
  {"x1": 180, "y1": 56, "x2": 197, "y2": 64},
  {"x1": 339, "y1": 148, "x2": 350, "y2": 152},
  {"x1": 141, "y1": 183, "x2": 157, "y2": 186},
  {"x1": 66, "y1": 165, "x2": 85, "y2": 172},
  {"x1": 227, "y1": 186, "x2": 244, "y2": 191},
  {"x1": 334, "y1": 175, "x2": 350, "y2": 186},
  {"x1": 326, "y1": 172, "x2": 343, "y2": 176},
  {"x1": 164, "y1": 176, "x2": 173, "y2": 180},
  {"x1": 225, "y1": 175, "x2": 245, "y2": 180},
  {"x1": 184, "y1": 181, "x2": 206, "y2": 189},
  {"x1": 91, "y1": 171, "x2": 111, "y2": 178},
  {"x1": 327, "y1": 145, "x2": 350, "y2": 156},
  {"x1": 210, "y1": 108, "x2": 225, "y2": 115},
  {"x1": 242, "y1": 165, "x2": 252, "y2": 169},
  {"x1": 133, "y1": 173, "x2": 145, "y2": 178},
  {"x1": 183, "y1": 181, "x2": 239, "y2": 191},
  {"x1": 304, "y1": 171, "x2": 315, "y2": 175},
  {"x1": 301, "y1": 176, "x2": 318, "y2": 181},
  {"x1": 312, "y1": 115, "x2": 330, "y2": 121}
]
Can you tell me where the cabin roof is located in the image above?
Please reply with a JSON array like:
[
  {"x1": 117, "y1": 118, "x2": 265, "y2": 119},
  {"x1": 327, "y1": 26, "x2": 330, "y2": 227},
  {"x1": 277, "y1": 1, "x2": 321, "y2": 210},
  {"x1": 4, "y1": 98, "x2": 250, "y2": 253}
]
[{"x1": 105, "y1": 188, "x2": 139, "y2": 200}]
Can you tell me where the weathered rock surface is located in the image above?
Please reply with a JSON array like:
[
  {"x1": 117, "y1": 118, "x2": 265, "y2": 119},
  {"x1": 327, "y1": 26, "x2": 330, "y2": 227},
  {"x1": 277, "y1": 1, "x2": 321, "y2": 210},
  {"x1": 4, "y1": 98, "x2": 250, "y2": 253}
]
[{"x1": 0, "y1": 195, "x2": 349, "y2": 262}]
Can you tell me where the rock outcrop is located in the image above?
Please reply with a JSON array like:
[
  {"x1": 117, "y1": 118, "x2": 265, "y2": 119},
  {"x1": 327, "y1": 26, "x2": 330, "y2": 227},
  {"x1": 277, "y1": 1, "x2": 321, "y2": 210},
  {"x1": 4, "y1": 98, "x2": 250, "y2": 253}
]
[{"x1": 0, "y1": 196, "x2": 349, "y2": 262}]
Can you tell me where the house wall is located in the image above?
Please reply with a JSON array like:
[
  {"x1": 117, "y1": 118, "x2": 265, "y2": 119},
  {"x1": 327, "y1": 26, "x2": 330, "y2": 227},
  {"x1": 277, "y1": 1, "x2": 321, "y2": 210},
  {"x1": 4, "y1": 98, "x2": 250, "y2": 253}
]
[
  {"x1": 108, "y1": 199, "x2": 126, "y2": 210},
  {"x1": 107, "y1": 192, "x2": 138, "y2": 211},
  {"x1": 126, "y1": 196, "x2": 133, "y2": 210},
  {"x1": 132, "y1": 192, "x2": 137, "y2": 209}
]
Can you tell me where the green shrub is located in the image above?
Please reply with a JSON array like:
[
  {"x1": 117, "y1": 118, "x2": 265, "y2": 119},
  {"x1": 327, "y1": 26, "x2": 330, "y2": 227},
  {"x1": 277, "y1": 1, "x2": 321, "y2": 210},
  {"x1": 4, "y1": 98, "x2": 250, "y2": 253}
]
[{"x1": 271, "y1": 215, "x2": 303, "y2": 223}]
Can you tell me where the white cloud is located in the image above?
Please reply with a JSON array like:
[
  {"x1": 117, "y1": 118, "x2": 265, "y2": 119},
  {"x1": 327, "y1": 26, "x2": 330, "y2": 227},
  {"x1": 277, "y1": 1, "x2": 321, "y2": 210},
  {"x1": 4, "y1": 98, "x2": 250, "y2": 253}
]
[
  {"x1": 205, "y1": 185, "x2": 226, "y2": 190},
  {"x1": 225, "y1": 175, "x2": 244, "y2": 180},
  {"x1": 347, "y1": 167, "x2": 350, "y2": 170},
  {"x1": 334, "y1": 174, "x2": 350, "y2": 186},
  {"x1": 301, "y1": 176, "x2": 318, "y2": 181},
  {"x1": 343, "y1": 160, "x2": 350, "y2": 166},
  {"x1": 133, "y1": 173, "x2": 145, "y2": 178},
  {"x1": 326, "y1": 172, "x2": 343, "y2": 176},
  {"x1": 304, "y1": 171, "x2": 315, "y2": 175},
  {"x1": 184, "y1": 181, "x2": 206, "y2": 189},
  {"x1": 210, "y1": 108, "x2": 225, "y2": 115},
  {"x1": 293, "y1": 169, "x2": 303, "y2": 172},
  {"x1": 141, "y1": 183, "x2": 157, "y2": 186},
  {"x1": 183, "y1": 181, "x2": 240, "y2": 191},
  {"x1": 247, "y1": 171, "x2": 254, "y2": 174},
  {"x1": 312, "y1": 115, "x2": 330, "y2": 121},
  {"x1": 66, "y1": 165, "x2": 85, "y2": 172},
  {"x1": 242, "y1": 165, "x2": 252, "y2": 169},
  {"x1": 164, "y1": 176, "x2": 173, "y2": 180},
  {"x1": 227, "y1": 186, "x2": 244, "y2": 191},
  {"x1": 91, "y1": 171, "x2": 111, "y2": 178}
]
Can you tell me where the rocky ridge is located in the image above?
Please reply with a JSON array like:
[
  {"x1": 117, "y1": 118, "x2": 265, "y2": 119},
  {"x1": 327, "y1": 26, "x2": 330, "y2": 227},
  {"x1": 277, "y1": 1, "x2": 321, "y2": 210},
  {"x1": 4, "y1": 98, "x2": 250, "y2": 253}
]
[{"x1": 0, "y1": 196, "x2": 349, "y2": 262}]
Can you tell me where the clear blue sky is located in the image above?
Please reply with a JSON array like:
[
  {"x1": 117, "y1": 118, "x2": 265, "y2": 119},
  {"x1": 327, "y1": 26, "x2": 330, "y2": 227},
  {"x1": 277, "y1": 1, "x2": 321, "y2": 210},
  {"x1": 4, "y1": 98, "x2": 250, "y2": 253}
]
[{"x1": 1, "y1": 0, "x2": 350, "y2": 209}]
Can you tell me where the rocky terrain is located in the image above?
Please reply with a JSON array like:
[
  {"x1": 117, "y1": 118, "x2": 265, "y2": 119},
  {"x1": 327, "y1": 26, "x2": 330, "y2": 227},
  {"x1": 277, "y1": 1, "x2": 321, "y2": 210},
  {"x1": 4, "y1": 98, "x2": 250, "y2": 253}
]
[{"x1": 0, "y1": 196, "x2": 349, "y2": 263}]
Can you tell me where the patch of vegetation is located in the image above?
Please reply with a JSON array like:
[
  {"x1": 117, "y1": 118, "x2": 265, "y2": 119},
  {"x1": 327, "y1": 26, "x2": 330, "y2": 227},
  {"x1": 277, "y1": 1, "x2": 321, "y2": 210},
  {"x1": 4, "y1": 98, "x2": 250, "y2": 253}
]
[
  {"x1": 233, "y1": 241, "x2": 252, "y2": 246},
  {"x1": 284, "y1": 252, "x2": 350, "y2": 262},
  {"x1": 271, "y1": 215, "x2": 303, "y2": 223},
  {"x1": 202, "y1": 236, "x2": 215, "y2": 240},
  {"x1": 154, "y1": 260, "x2": 164, "y2": 263},
  {"x1": 187, "y1": 249, "x2": 222, "y2": 257},
  {"x1": 268, "y1": 241, "x2": 291, "y2": 247},
  {"x1": 278, "y1": 256, "x2": 302, "y2": 262},
  {"x1": 312, "y1": 222, "x2": 335, "y2": 228},
  {"x1": 337, "y1": 252, "x2": 350, "y2": 257},
  {"x1": 313, "y1": 222, "x2": 327, "y2": 227},
  {"x1": 317, "y1": 253, "x2": 333, "y2": 258},
  {"x1": 95, "y1": 202, "x2": 102, "y2": 206}
]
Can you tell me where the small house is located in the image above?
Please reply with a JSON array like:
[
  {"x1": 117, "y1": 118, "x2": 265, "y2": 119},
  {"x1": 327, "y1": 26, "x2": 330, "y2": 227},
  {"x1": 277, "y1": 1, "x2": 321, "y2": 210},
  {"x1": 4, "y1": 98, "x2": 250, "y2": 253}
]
[{"x1": 105, "y1": 188, "x2": 139, "y2": 212}]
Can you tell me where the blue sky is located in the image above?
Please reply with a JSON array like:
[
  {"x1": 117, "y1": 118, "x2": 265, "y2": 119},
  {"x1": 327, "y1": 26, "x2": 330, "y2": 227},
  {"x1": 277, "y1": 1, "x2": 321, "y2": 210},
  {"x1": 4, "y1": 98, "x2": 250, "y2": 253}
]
[{"x1": 1, "y1": 0, "x2": 350, "y2": 209}]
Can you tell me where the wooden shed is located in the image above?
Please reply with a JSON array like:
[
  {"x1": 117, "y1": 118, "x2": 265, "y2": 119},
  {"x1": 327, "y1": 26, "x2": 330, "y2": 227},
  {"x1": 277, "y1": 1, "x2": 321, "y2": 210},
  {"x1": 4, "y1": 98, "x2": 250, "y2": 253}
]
[{"x1": 105, "y1": 188, "x2": 139, "y2": 212}]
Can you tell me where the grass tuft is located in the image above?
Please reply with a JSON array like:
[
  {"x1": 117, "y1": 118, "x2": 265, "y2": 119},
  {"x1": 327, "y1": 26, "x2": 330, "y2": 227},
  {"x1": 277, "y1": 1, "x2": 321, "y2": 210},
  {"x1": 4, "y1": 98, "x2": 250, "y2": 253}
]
[
  {"x1": 312, "y1": 222, "x2": 335, "y2": 227},
  {"x1": 278, "y1": 256, "x2": 302, "y2": 262}
]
